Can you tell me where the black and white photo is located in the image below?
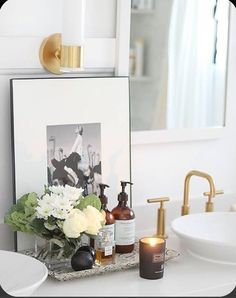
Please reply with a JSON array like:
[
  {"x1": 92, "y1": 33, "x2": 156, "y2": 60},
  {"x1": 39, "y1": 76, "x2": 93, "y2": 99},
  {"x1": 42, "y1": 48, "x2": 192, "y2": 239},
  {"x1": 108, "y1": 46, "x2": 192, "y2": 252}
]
[{"x1": 47, "y1": 123, "x2": 102, "y2": 195}]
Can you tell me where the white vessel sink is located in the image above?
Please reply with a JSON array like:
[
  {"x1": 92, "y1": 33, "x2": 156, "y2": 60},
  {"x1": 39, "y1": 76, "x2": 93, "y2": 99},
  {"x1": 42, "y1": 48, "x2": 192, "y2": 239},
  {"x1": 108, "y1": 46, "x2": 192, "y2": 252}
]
[
  {"x1": 171, "y1": 212, "x2": 236, "y2": 265},
  {"x1": 0, "y1": 250, "x2": 48, "y2": 296}
]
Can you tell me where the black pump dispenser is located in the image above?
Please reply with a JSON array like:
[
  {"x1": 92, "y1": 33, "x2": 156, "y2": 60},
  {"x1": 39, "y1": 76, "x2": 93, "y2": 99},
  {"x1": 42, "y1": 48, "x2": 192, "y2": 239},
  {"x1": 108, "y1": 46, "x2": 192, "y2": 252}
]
[
  {"x1": 99, "y1": 183, "x2": 109, "y2": 205},
  {"x1": 118, "y1": 181, "x2": 133, "y2": 202}
]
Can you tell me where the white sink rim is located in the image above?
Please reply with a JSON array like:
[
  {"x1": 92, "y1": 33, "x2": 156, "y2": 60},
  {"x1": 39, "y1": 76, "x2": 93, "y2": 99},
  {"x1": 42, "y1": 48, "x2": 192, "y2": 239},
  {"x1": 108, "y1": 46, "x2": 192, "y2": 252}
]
[
  {"x1": 171, "y1": 212, "x2": 236, "y2": 265},
  {"x1": 0, "y1": 250, "x2": 48, "y2": 296}
]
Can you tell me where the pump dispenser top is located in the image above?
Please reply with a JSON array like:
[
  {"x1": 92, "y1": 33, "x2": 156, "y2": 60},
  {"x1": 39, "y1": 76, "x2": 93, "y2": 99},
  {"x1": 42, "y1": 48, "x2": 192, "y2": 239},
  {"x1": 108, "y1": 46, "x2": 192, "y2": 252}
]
[
  {"x1": 118, "y1": 181, "x2": 133, "y2": 202},
  {"x1": 99, "y1": 183, "x2": 109, "y2": 205}
]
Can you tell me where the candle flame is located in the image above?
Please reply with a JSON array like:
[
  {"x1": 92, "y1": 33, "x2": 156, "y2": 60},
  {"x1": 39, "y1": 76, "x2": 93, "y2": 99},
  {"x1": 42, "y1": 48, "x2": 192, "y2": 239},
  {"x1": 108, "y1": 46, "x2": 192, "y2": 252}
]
[
  {"x1": 140, "y1": 237, "x2": 165, "y2": 246},
  {"x1": 149, "y1": 238, "x2": 158, "y2": 246}
]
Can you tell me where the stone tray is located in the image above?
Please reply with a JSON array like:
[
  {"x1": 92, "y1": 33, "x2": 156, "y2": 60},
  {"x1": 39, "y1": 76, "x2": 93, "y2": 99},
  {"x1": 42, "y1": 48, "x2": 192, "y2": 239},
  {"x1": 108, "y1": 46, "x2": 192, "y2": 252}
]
[{"x1": 22, "y1": 242, "x2": 180, "y2": 282}]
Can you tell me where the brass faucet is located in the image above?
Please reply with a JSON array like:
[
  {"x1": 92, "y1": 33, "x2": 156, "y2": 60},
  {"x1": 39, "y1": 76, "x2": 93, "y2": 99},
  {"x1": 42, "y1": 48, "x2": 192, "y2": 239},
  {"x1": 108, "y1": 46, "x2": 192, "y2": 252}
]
[
  {"x1": 181, "y1": 170, "x2": 223, "y2": 215},
  {"x1": 203, "y1": 189, "x2": 224, "y2": 212},
  {"x1": 147, "y1": 197, "x2": 170, "y2": 239}
]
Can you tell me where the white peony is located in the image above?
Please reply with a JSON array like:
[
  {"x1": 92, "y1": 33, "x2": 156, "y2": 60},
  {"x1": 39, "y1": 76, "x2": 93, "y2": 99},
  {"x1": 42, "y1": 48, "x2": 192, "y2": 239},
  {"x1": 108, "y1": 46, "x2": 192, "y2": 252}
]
[
  {"x1": 63, "y1": 209, "x2": 88, "y2": 238},
  {"x1": 83, "y1": 205, "x2": 105, "y2": 235}
]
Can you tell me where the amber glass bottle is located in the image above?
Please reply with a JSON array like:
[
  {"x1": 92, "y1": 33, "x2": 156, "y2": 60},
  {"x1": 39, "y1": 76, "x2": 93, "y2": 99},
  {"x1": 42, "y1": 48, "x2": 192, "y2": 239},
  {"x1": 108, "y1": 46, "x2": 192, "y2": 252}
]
[
  {"x1": 112, "y1": 181, "x2": 135, "y2": 253},
  {"x1": 94, "y1": 184, "x2": 116, "y2": 265}
]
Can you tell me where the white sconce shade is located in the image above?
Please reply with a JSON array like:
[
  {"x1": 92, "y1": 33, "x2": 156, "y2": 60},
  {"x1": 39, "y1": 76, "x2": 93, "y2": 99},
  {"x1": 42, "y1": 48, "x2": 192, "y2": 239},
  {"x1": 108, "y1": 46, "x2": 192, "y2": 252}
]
[
  {"x1": 39, "y1": 0, "x2": 86, "y2": 74},
  {"x1": 61, "y1": 0, "x2": 85, "y2": 46}
]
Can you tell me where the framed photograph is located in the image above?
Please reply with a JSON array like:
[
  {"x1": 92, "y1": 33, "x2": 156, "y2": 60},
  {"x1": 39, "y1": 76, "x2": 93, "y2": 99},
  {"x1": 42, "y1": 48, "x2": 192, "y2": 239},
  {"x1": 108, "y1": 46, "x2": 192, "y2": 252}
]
[{"x1": 11, "y1": 77, "x2": 131, "y2": 250}]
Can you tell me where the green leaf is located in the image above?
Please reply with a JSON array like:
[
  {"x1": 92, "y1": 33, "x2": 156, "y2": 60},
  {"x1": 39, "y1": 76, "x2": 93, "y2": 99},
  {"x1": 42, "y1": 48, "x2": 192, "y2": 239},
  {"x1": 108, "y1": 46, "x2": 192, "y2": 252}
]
[
  {"x1": 44, "y1": 185, "x2": 50, "y2": 195},
  {"x1": 4, "y1": 192, "x2": 40, "y2": 234},
  {"x1": 31, "y1": 218, "x2": 47, "y2": 234},
  {"x1": 76, "y1": 194, "x2": 101, "y2": 211},
  {"x1": 4, "y1": 211, "x2": 34, "y2": 233}
]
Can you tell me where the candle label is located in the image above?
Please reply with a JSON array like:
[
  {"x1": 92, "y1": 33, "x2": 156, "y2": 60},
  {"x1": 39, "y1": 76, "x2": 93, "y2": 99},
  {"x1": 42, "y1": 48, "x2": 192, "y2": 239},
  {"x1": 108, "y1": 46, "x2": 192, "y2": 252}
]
[
  {"x1": 115, "y1": 219, "x2": 135, "y2": 245},
  {"x1": 153, "y1": 253, "x2": 165, "y2": 263}
]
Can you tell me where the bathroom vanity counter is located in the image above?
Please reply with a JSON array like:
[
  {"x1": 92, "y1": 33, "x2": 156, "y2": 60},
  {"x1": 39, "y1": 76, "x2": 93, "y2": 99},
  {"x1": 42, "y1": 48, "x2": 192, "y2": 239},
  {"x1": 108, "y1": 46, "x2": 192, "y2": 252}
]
[{"x1": 32, "y1": 233, "x2": 236, "y2": 297}]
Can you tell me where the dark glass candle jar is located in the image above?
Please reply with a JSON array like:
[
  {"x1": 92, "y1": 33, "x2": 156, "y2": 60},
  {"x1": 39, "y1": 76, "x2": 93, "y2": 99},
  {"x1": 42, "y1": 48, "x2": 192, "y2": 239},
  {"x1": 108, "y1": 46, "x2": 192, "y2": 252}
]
[{"x1": 139, "y1": 237, "x2": 166, "y2": 280}]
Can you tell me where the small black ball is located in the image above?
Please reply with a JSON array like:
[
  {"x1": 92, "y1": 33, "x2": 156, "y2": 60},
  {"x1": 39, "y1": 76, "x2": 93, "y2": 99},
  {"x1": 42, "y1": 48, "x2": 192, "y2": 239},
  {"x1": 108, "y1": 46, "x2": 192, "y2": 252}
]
[
  {"x1": 76, "y1": 245, "x2": 96, "y2": 261},
  {"x1": 71, "y1": 250, "x2": 94, "y2": 271}
]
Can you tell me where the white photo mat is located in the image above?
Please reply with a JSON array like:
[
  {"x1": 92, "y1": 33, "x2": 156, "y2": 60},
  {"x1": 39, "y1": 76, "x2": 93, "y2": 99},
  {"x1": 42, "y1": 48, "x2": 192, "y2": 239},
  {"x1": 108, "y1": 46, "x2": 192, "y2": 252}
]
[{"x1": 11, "y1": 77, "x2": 131, "y2": 251}]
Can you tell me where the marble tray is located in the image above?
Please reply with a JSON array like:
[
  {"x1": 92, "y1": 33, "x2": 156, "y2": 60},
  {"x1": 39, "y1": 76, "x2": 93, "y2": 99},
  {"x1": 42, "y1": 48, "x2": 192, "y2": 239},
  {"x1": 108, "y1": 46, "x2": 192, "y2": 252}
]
[{"x1": 21, "y1": 242, "x2": 180, "y2": 282}]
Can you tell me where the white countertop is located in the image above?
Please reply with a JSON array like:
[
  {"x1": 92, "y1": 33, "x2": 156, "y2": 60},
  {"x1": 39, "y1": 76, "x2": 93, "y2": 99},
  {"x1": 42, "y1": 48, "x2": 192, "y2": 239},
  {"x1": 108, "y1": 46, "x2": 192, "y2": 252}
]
[{"x1": 32, "y1": 233, "x2": 236, "y2": 297}]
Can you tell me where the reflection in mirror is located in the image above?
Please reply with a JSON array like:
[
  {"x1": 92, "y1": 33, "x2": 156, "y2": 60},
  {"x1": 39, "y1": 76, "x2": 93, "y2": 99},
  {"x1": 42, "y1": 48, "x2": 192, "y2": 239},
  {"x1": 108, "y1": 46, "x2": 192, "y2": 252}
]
[{"x1": 130, "y1": 0, "x2": 229, "y2": 132}]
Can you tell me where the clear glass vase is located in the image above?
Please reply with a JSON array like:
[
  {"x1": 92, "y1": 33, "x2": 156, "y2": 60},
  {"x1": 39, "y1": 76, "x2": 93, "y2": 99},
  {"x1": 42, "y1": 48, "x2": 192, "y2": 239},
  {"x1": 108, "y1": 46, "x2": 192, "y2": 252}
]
[{"x1": 34, "y1": 237, "x2": 76, "y2": 271}]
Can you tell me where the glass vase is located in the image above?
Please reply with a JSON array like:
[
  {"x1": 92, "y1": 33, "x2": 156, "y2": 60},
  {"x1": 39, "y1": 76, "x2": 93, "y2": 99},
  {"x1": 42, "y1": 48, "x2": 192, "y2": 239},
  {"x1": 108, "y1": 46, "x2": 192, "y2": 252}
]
[{"x1": 34, "y1": 237, "x2": 76, "y2": 271}]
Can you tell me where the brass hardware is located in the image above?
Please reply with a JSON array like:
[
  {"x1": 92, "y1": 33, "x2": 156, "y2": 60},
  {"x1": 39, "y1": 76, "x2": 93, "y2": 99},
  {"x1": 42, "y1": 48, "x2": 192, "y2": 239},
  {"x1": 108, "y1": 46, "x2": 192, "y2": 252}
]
[
  {"x1": 203, "y1": 189, "x2": 224, "y2": 212},
  {"x1": 39, "y1": 33, "x2": 84, "y2": 74},
  {"x1": 181, "y1": 170, "x2": 216, "y2": 216},
  {"x1": 60, "y1": 45, "x2": 83, "y2": 69},
  {"x1": 147, "y1": 197, "x2": 170, "y2": 239}
]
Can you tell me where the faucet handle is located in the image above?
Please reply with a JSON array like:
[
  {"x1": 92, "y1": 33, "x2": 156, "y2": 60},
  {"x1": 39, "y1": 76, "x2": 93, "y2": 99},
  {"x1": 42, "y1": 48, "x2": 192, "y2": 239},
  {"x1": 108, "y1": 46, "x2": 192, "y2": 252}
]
[
  {"x1": 203, "y1": 189, "x2": 224, "y2": 212},
  {"x1": 147, "y1": 197, "x2": 170, "y2": 205},
  {"x1": 203, "y1": 190, "x2": 224, "y2": 197},
  {"x1": 147, "y1": 197, "x2": 170, "y2": 239}
]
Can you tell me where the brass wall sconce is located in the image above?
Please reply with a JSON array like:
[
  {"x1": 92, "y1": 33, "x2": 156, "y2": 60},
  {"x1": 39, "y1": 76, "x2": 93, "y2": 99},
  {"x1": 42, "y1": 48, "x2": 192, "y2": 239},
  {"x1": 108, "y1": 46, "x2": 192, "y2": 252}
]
[
  {"x1": 39, "y1": 0, "x2": 85, "y2": 75},
  {"x1": 39, "y1": 33, "x2": 84, "y2": 75}
]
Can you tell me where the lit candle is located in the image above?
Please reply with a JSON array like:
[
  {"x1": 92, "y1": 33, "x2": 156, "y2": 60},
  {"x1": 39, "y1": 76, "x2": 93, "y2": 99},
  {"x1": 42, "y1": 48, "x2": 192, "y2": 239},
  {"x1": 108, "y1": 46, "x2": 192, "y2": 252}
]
[{"x1": 139, "y1": 237, "x2": 166, "y2": 279}]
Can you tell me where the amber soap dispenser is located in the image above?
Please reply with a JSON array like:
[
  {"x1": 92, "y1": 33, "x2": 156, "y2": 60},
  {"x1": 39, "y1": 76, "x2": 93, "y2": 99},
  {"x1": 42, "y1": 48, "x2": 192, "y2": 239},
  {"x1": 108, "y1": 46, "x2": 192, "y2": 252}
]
[
  {"x1": 112, "y1": 181, "x2": 135, "y2": 253},
  {"x1": 95, "y1": 183, "x2": 116, "y2": 265}
]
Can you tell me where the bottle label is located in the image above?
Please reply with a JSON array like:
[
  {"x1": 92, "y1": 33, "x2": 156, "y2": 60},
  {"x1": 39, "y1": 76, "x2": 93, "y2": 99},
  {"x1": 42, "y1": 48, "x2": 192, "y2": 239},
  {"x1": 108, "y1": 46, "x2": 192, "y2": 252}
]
[
  {"x1": 115, "y1": 219, "x2": 135, "y2": 245},
  {"x1": 104, "y1": 246, "x2": 113, "y2": 256},
  {"x1": 94, "y1": 224, "x2": 115, "y2": 250}
]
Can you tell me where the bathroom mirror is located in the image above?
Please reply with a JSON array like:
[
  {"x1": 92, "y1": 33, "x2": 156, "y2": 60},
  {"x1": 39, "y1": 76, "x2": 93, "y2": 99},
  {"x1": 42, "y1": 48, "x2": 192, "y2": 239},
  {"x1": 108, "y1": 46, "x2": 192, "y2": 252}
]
[{"x1": 129, "y1": 0, "x2": 230, "y2": 138}]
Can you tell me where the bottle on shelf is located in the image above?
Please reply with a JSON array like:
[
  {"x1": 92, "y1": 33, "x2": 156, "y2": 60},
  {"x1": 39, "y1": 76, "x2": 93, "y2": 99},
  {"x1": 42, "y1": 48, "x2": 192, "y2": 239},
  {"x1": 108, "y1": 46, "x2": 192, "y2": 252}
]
[
  {"x1": 134, "y1": 37, "x2": 144, "y2": 77},
  {"x1": 112, "y1": 181, "x2": 135, "y2": 254},
  {"x1": 94, "y1": 183, "x2": 116, "y2": 266},
  {"x1": 129, "y1": 48, "x2": 136, "y2": 76}
]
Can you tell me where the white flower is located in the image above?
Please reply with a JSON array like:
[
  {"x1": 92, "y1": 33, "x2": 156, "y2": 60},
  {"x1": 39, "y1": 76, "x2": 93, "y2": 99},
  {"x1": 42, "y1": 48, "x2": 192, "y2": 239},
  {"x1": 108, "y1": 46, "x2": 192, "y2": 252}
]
[
  {"x1": 36, "y1": 204, "x2": 53, "y2": 220},
  {"x1": 37, "y1": 193, "x2": 55, "y2": 207},
  {"x1": 36, "y1": 193, "x2": 55, "y2": 219},
  {"x1": 62, "y1": 185, "x2": 83, "y2": 206},
  {"x1": 83, "y1": 205, "x2": 105, "y2": 235},
  {"x1": 37, "y1": 192, "x2": 74, "y2": 220},
  {"x1": 51, "y1": 208, "x2": 70, "y2": 220},
  {"x1": 48, "y1": 185, "x2": 65, "y2": 195},
  {"x1": 53, "y1": 194, "x2": 73, "y2": 210},
  {"x1": 63, "y1": 209, "x2": 88, "y2": 238},
  {"x1": 51, "y1": 194, "x2": 74, "y2": 219}
]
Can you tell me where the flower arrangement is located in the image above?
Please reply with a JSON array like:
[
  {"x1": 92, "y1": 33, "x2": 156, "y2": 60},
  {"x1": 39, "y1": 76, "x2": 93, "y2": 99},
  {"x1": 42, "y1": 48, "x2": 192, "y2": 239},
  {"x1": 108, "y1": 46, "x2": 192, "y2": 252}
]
[{"x1": 4, "y1": 185, "x2": 105, "y2": 260}]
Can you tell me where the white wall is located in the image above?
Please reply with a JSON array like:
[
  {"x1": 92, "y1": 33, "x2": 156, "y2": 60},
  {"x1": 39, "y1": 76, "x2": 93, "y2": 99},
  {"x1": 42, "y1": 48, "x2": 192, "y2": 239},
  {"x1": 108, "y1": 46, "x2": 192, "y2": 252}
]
[
  {"x1": 0, "y1": 0, "x2": 236, "y2": 251},
  {"x1": 0, "y1": 0, "x2": 116, "y2": 37}
]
